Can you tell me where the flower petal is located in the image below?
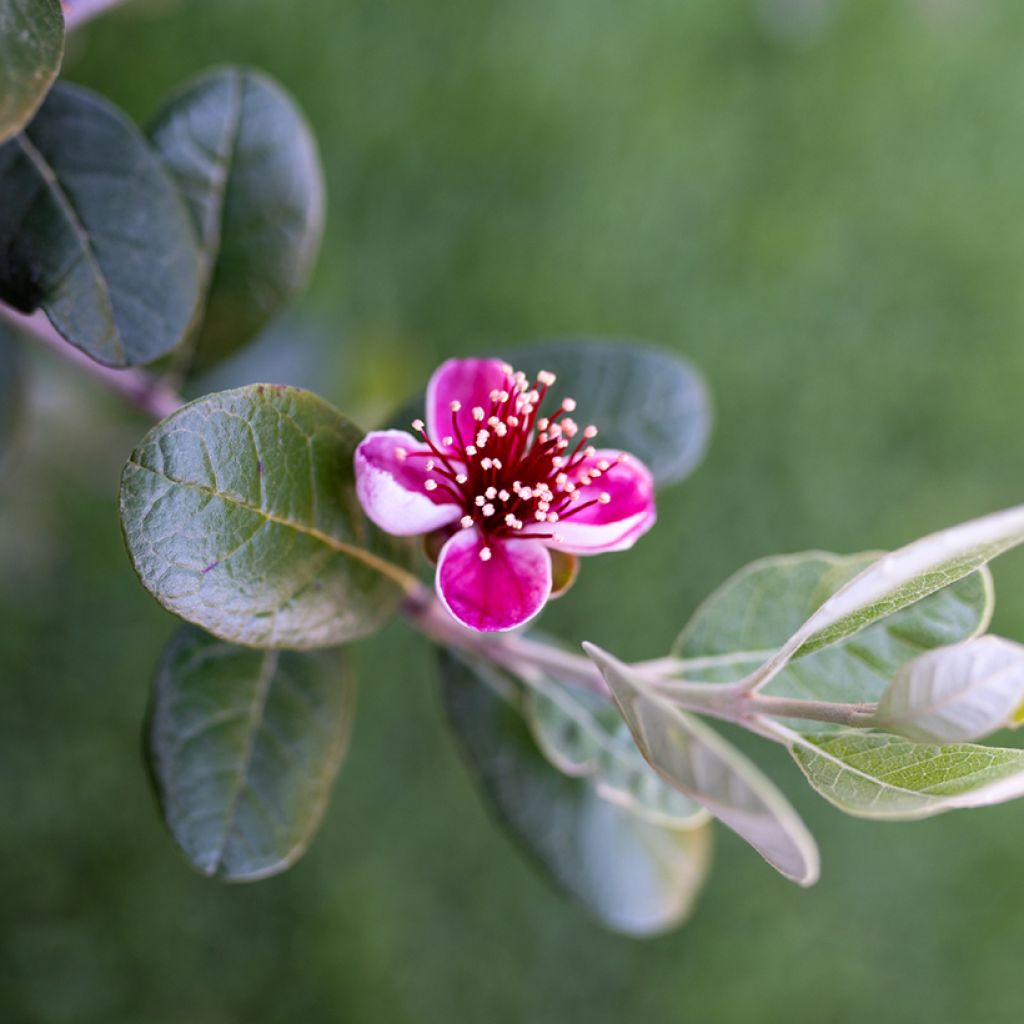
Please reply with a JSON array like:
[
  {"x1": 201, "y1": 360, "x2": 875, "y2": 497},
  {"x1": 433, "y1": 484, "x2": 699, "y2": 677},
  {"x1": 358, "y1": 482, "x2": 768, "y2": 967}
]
[
  {"x1": 354, "y1": 430, "x2": 462, "y2": 536},
  {"x1": 436, "y1": 528, "x2": 552, "y2": 632},
  {"x1": 426, "y1": 357, "x2": 510, "y2": 444},
  {"x1": 550, "y1": 450, "x2": 656, "y2": 555}
]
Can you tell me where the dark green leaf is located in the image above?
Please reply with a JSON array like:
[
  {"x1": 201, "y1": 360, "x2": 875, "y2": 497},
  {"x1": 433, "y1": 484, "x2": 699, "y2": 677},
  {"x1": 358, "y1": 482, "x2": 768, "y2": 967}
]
[
  {"x1": 507, "y1": 340, "x2": 711, "y2": 488},
  {"x1": 147, "y1": 624, "x2": 355, "y2": 880},
  {"x1": 0, "y1": 323, "x2": 24, "y2": 464},
  {"x1": 0, "y1": 82, "x2": 203, "y2": 367},
  {"x1": 120, "y1": 385, "x2": 412, "y2": 649},
  {"x1": 385, "y1": 339, "x2": 711, "y2": 489},
  {"x1": 149, "y1": 66, "x2": 325, "y2": 372},
  {"x1": 0, "y1": 0, "x2": 63, "y2": 143},
  {"x1": 440, "y1": 648, "x2": 712, "y2": 936}
]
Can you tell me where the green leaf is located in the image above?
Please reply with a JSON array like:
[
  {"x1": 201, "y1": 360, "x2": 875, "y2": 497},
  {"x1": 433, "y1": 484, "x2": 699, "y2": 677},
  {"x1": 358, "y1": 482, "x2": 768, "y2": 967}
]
[
  {"x1": 386, "y1": 340, "x2": 712, "y2": 489},
  {"x1": 0, "y1": 0, "x2": 63, "y2": 144},
  {"x1": 743, "y1": 504, "x2": 1024, "y2": 692},
  {"x1": 440, "y1": 649, "x2": 712, "y2": 937},
  {"x1": 0, "y1": 82, "x2": 203, "y2": 367},
  {"x1": 778, "y1": 725, "x2": 1024, "y2": 819},
  {"x1": 525, "y1": 674, "x2": 709, "y2": 828},
  {"x1": 147, "y1": 624, "x2": 355, "y2": 880},
  {"x1": 584, "y1": 643, "x2": 819, "y2": 886},
  {"x1": 120, "y1": 385, "x2": 412, "y2": 649},
  {"x1": 148, "y1": 66, "x2": 325, "y2": 372},
  {"x1": 673, "y1": 552, "x2": 992, "y2": 722},
  {"x1": 875, "y1": 636, "x2": 1024, "y2": 743},
  {"x1": 0, "y1": 323, "x2": 24, "y2": 465}
]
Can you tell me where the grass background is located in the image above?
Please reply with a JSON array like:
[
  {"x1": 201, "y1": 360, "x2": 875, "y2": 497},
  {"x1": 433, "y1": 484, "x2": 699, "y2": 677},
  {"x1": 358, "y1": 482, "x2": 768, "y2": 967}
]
[{"x1": 3, "y1": 0, "x2": 1024, "y2": 1020}]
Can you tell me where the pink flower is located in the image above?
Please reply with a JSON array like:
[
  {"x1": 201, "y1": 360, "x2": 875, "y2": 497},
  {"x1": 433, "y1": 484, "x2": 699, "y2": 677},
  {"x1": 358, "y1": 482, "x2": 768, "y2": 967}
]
[{"x1": 355, "y1": 358, "x2": 656, "y2": 632}]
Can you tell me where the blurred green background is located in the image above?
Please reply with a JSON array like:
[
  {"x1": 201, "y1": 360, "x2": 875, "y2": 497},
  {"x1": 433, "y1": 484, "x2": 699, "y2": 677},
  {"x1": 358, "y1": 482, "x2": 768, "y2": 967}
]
[{"x1": 4, "y1": 0, "x2": 1024, "y2": 1020}]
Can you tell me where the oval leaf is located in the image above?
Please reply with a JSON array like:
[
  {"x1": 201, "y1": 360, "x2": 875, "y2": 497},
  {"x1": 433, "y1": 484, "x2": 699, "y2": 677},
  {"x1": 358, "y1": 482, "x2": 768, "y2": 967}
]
[
  {"x1": 584, "y1": 643, "x2": 819, "y2": 886},
  {"x1": 526, "y1": 674, "x2": 709, "y2": 828},
  {"x1": 440, "y1": 649, "x2": 711, "y2": 937},
  {"x1": 148, "y1": 624, "x2": 355, "y2": 879},
  {"x1": 120, "y1": 385, "x2": 412, "y2": 649},
  {"x1": 875, "y1": 636, "x2": 1024, "y2": 743},
  {"x1": 0, "y1": 82, "x2": 202, "y2": 367},
  {"x1": 774, "y1": 722, "x2": 1024, "y2": 820},
  {"x1": 673, "y1": 552, "x2": 991, "y2": 722},
  {"x1": 0, "y1": 0, "x2": 63, "y2": 143},
  {"x1": 148, "y1": 66, "x2": 325, "y2": 372},
  {"x1": 744, "y1": 504, "x2": 1024, "y2": 691},
  {"x1": 385, "y1": 340, "x2": 711, "y2": 489}
]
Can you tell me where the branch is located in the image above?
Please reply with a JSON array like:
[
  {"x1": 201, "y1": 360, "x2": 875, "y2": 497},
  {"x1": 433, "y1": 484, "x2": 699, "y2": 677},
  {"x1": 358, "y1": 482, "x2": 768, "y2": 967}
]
[
  {"x1": 0, "y1": 305, "x2": 184, "y2": 420},
  {"x1": 63, "y1": 0, "x2": 130, "y2": 29}
]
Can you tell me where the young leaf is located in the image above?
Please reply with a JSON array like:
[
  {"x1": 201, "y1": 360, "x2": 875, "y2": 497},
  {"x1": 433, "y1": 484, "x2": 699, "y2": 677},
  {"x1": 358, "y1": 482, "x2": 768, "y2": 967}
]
[
  {"x1": 525, "y1": 675, "x2": 709, "y2": 828},
  {"x1": 875, "y1": 636, "x2": 1024, "y2": 743},
  {"x1": 673, "y1": 552, "x2": 991, "y2": 719},
  {"x1": 745, "y1": 504, "x2": 1024, "y2": 691},
  {"x1": 775, "y1": 723, "x2": 1024, "y2": 819},
  {"x1": 584, "y1": 643, "x2": 819, "y2": 886},
  {"x1": 120, "y1": 385, "x2": 412, "y2": 649},
  {"x1": 385, "y1": 340, "x2": 712, "y2": 489},
  {"x1": 440, "y1": 649, "x2": 712, "y2": 937},
  {"x1": 0, "y1": 324, "x2": 24, "y2": 465},
  {"x1": 0, "y1": 0, "x2": 63, "y2": 143},
  {"x1": 0, "y1": 83, "x2": 202, "y2": 367},
  {"x1": 147, "y1": 625, "x2": 355, "y2": 880},
  {"x1": 148, "y1": 67, "x2": 325, "y2": 372}
]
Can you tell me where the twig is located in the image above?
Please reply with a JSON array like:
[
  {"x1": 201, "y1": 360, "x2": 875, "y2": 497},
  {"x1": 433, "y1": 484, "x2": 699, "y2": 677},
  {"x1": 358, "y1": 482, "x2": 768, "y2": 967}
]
[{"x1": 0, "y1": 305, "x2": 184, "y2": 420}]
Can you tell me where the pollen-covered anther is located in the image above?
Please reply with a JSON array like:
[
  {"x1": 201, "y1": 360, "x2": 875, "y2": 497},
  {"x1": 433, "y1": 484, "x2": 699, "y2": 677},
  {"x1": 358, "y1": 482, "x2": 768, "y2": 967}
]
[
  {"x1": 424, "y1": 480, "x2": 438, "y2": 491},
  {"x1": 456, "y1": 473, "x2": 468, "y2": 484},
  {"x1": 460, "y1": 515, "x2": 474, "y2": 528},
  {"x1": 482, "y1": 503, "x2": 496, "y2": 517},
  {"x1": 583, "y1": 425, "x2": 598, "y2": 439},
  {"x1": 412, "y1": 419, "x2": 425, "y2": 432},
  {"x1": 395, "y1": 447, "x2": 408, "y2": 460},
  {"x1": 494, "y1": 423, "x2": 508, "y2": 437},
  {"x1": 465, "y1": 445, "x2": 477, "y2": 456},
  {"x1": 535, "y1": 510, "x2": 547, "y2": 522},
  {"x1": 481, "y1": 458, "x2": 493, "y2": 470},
  {"x1": 472, "y1": 406, "x2": 485, "y2": 422},
  {"x1": 498, "y1": 489, "x2": 510, "y2": 502},
  {"x1": 598, "y1": 492, "x2": 612, "y2": 505},
  {"x1": 562, "y1": 398, "x2": 577, "y2": 412},
  {"x1": 479, "y1": 547, "x2": 493, "y2": 562},
  {"x1": 547, "y1": 513, "x2": 559, "y2": 523},
  {"x1": 476, "y1": 430, "x2": 489, "y2": 447},
  {"x1": 537, "y1": 418, "x2": 549, "y2": 432},
  {"x1": 475, "y1": 496, "x2": 486, "y2": 507},
  {"x1": 450, "y1": 400, "x2": 462, "y2": 412},
  {"x1": 597, "y1": 459, "x2": 610, "y2": 471},
  {"x1": 500, "y1": 363, "x2": 514, "y2": 375},
  {"x1": 537, "y1": 370, "x2": 556, "y2": 386},
  {"x1": 425, "y1": 459, "x2": 436, "y2": 471},
  {"x1": 442, "y1": 435, "x2": 454, "y2": 447},
  {"x1": 485, "y1": 487, "x2": 497, "y2": 500}
]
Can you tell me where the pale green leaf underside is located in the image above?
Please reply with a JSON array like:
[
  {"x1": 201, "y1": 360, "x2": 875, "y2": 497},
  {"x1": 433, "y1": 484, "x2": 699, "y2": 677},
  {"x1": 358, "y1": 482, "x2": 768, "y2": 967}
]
[
  {"x1": 876, "y1": 636, "x2": 1024, "y2": 743},
  {"x1": 585, "y1": 644, "x2": 819, "y2": 886},
  {"x1": 0, "y1": 0, "x2": 63, "y2": 144},
  {"x1": 783, "y1": 725, "x2": 1024, "y2": 819},
  {"x1": 148, "y1": 625, "x2": 355, "y2": 880},
  {"x1": 674, "y1": 551, "x2": 991, "y2": 721},
  {"x1": 747, "y1": 505, "x2": 1024, "y2": 690},
  {"x1": 148, "y1": 66, "x2": 324, "y2": 372},
  {"x1": 120, "y1": 385, "x2": 409, "y2": 649},
  {"x1": 440, "y1": 650, "x2": 711, "y2": 936},
  {"x1": 526, "y1": 674, "x2": 708, "y2": 828}
]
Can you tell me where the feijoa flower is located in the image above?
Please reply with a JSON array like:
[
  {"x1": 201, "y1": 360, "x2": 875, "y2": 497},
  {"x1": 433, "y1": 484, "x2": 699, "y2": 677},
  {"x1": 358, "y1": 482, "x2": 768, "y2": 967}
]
[{"x1": 355, "y1": 358, "x2": 656, "y2": 631}]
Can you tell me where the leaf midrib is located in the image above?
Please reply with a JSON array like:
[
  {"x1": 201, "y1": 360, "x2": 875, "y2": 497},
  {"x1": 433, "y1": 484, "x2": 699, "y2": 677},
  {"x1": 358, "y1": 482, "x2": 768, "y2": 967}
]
[{"x1": 125, "y1": 459, "x2": 413, "y2": 589}]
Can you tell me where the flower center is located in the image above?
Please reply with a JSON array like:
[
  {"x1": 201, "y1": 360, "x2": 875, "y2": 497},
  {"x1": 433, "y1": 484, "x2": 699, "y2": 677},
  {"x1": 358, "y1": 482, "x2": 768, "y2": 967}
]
[{"x1": 396, "y1": 363, "x2": 622, "y2": 560}]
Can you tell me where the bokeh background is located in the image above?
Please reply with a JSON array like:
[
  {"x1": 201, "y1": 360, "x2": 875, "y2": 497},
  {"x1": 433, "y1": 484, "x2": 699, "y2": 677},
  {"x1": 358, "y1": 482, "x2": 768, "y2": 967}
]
[{"x1": 4, "y1": 0, "x2": 1024, "y2": 1020}]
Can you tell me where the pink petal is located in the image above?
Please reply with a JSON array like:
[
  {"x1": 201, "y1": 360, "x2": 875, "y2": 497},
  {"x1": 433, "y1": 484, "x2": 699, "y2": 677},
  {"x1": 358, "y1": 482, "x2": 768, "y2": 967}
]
[
  {"x1": 549, "y1": 450, "x2": 656, "y2": 555},
  {"x1": 436, "y1": 528, "x2": 552, "y2": 632},
  {"x1": 426, "y1": 357, "x2": 510, "y2": 444},
  {"x1": 354, "y1": 430, "x2": 462, "y2": 536}
]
